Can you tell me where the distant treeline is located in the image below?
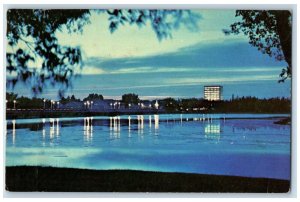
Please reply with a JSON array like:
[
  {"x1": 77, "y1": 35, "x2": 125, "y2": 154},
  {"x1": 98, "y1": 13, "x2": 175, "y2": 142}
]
[
  {"x1": 6, "y1": 92, "x2": 290, "y2": 114},
  {"x1": 160, "y1": 96, "x2": 291, "y2": 114},
  {"x1": 5, "y1": 93, "x2": 102, "y2": 109},
  {"x1": 211, "y1": 97, "x2": 291, "y2": 113}
]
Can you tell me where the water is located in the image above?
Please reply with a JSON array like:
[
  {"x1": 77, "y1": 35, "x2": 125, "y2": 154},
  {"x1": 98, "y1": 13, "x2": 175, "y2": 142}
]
[{"x1": 6, "y1": 114, "x2": 290, "y2": 180}]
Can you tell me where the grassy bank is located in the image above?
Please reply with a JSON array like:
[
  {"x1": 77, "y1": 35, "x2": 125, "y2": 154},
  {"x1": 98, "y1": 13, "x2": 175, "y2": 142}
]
[{"x1": 5, "y1": 166, "x2": 290, "y2": 192}]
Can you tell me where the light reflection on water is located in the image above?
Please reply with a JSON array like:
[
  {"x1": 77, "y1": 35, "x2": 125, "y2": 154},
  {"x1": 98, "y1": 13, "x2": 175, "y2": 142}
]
[
  {"x1": 84, "y1": 117, "x2": 93, "y2": 143},
  {"x1": 204, "y1": 123, "x2": 221, "y2": 141},
  {"x1": 6, "y1": 114, "x2": 291, "y2": 180},
  {"x1": 6, "y1": 114, "x2": 290, "y2": 146},
  {"x1": 12, "y1": 120, "x2": 16, "y2": 145}
]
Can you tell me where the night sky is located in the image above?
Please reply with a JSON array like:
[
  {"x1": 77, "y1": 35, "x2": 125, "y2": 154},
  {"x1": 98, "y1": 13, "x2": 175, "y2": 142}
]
[{"x1": 7, "y1": 10, "x2": 291, "y2": 100}]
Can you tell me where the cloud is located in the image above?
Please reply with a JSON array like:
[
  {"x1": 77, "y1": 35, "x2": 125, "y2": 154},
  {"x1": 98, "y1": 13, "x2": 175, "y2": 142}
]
[
  {"x1": 77, "y1": 66, "x2": 107, "y2": 75},
  {"x1": 110, "y1": 67, "x2": 204, "y2": 74},
  {"x1": 84, "y1": 40, "x2": 286, "y2": 74},
  {"x1": 165, "y1": 75, "x2": 277, "y2": 85},
  {"x1": 66, "y1": 75, "x2": 278, "y2": 92},
  {"x1": 216, "y1": 68, "x2": 279, "y2": 73},
  {"x1": 79, "y1": 66, "x2": 279, "y2": 75}
]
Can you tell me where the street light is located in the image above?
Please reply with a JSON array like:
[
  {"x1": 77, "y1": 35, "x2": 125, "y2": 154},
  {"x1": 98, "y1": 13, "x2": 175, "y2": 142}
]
[
  {"x1": 84, "y1": 102, "x2": 87, "y2": 109},
  {"x1": 91, "y1": 101, "x2": 93, "y2": 109},
  {"x1": 128, "y1": 103, "x2": 131, "y2": 109},
  {"x1": 155, "y1": 100, "x2": 159, "y2": 109},
  {"x1": 87, "y1": 101, "x2": 90, "y2": 109},
  {"x1": 110, "y1": 103, "x2": 113, "y2": 109},
  {"x1": 43, "y1": 99, "x2": 46, "y2": 109},
  {"x1": 13, "y1": 100, "x2": 16, "y2": 109},
  {"x1": 57, "y1": 101, "x2": 60, "y2": 109},
  {"x1": 50, "y1": 100, "x2": 53, "y2": 109}
]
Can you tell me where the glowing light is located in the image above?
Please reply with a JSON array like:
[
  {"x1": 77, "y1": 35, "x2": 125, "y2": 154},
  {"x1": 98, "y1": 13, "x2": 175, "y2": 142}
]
[
  {"x1": 149, "y1": 115, "x2": 152, "y2": 127},
  {"x1": 154, "y1": 115, "x2": 159, "y2": 131},
  {"x1": 154, "y1": 100, "x2": 159, "y2": 109},
  {"x1": 12, "y1": 120, "x2": 16, "y2": 145}
]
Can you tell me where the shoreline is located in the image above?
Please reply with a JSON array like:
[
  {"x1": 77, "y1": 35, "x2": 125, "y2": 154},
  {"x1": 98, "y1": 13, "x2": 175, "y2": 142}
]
[
  {"x1": 5, "y1": 166, "x2": 290, "y2": 192},
  {"x1": 6, "y1": 110, "x2": 290, "y2": 119}
]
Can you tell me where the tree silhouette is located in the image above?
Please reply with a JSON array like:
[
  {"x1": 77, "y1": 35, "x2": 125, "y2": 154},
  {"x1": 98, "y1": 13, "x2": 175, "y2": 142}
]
[
  {"x1": 6, "y1": 92, "x2": 18, "y2": 102},
  {"x1": 83, "y1": 93, "x2": 104, "y2": 101},
  {"x1": 224, "y1": 10, "x2": 292, "y2": 82},
  {"x1": 6, "y1": 9, "x2": 200, "y2": 97},
  {"x1": 122, "y1": 93, "x2": 139, "y2": 105}
]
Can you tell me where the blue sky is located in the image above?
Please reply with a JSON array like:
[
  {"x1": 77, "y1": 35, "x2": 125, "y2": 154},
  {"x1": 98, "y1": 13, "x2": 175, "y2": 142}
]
[{"x1": 8, "y1": 10, "x2": 291, "y2": 100}]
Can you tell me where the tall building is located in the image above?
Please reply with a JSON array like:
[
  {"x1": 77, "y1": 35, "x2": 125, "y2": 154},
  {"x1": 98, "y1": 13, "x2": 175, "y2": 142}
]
[{"x1": 204, "y1": 85, "x2": 223, "y2": 101}]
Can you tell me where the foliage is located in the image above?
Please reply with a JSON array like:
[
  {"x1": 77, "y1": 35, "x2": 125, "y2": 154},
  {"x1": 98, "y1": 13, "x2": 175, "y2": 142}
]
[
  {"x1": 60, "y1": 94, "x2": 81, "y2": 104},
  {"x1": 6, "y1": 91, "x2": 290, "y2": 113},
  {"x1": 6, "y1": 92, "x2": 18, "y2": 102},
  {"x1": 7, "y1": 9, "x2": 90, "y2": 97},
  {"x1": 159, "y1": 97, "x2": 178, "y2": 112},
  {"x1": 213, "y1": 96, "x2": 291, "y2": 113},
  {"x1": 83, "y1": 93, "x2": 104, "y2": 101},
  {"x1": 179, "y1": 98, "x2": 206, "y2": 110},
  {"x1": 6, "y1": 92, "x2": 45, "y2": 109},
  {"x1": 122, "y1": 93, "x2": 140, "y2": 105},
  {"x1": 224, "y1": 10, "x2": 292, "y2": 82},
  {"x1": 6, "y1": 9, "x2": 200, "y2": 97},
  {"x1": 157, "y1": 96, "x2": 290, "y2": 113}
]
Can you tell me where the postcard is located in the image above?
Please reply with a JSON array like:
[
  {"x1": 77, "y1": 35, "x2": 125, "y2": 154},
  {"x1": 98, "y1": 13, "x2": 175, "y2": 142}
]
[{"x1": 5, "y1": 8, "x2": 291, "y2": 192}]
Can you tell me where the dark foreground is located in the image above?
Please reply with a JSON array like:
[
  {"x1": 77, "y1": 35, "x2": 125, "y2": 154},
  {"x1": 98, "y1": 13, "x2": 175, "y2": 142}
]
[{"x1": 6, "y1": 166, "x2": 290, "y2": 192}]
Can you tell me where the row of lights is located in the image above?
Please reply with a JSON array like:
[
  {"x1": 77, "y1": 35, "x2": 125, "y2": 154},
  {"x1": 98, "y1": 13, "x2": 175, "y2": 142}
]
[
  {"x1": 6, "y1": 99, "x2": 60, "y2": 110},
  {"x1": 6, "y1": 99, "x2": 160, "y2": 110},
  {"x1": 109, "y1": 100, "x2": 159, "y2": 109},
  {"x1": 6, "y1": 100, "x2": 17, "y2": 109},
  {"x1": 43, "y1": 99, "x2": 60, "y2": 109},
  {"x1": 84, "y1": 101, "x2": 94, "y2": 109},
  {"x1": 110, "y1": 102, "x2": 121, "y2": 109}
]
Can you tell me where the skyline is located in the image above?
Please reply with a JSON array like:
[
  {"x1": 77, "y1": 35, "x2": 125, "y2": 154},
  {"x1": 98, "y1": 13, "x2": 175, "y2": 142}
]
[{"x1": 6, "y1": 9, "x2": 291, "y2": 100}]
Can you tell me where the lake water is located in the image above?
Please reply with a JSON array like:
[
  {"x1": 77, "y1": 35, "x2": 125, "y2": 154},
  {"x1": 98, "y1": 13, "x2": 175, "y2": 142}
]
[{"x1": 6, "y1": 114, "x2": 291, "y2": 180}]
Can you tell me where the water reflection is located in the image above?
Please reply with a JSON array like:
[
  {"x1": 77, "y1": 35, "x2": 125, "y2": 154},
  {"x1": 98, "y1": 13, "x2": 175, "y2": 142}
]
[
  {"x1": 6, "y1": 115, "x2": 289, "y2": 150},
  {"x1": 83, "y1": 117, "x2": 93, "y2": 142},
  {"x1": 6, "y1": 115, "x2": 290, "y2": 181},
  {"x1": 50, "y1": 118, "x2": 55, "y2": 139},
  {"x1": 154, "y1": 115, "x2": 159, "y2": 135},
  {"x1": 128, "y1": 116, "x2": 131, "y2": 137},
  {"x1": 149, "y1": 115, "x2": 152, "y2": 128},
  {"x1": 56, "y1": 118, "x2": 60, "y2": 137},
  {"x1": 12, "y1": 120, "x2": 16, "y2": 145},
  {"x1": 204, "y1": 121, "x2": 221, "y2": 141},
  {"x1": 137, "y1": 115, "x2": 144, "y2": 136},
  {"x1": 109, "y1": 116, "x2": 120, "y2": 140},
  {"x1": 8, "y1": 114, "x2": 280, "y2": 147}
]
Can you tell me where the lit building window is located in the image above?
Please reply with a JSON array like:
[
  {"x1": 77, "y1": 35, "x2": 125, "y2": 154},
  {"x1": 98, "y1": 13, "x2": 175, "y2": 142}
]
[{"x1": 204, "y1": 85, "x2": 223, "y2": 101}]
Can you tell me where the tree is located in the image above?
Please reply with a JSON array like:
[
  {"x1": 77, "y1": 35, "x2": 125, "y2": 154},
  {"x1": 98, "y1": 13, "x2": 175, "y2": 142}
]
[
  {"x1": 83, "y1": 93, "x2": 104, "y2": 101},
  {"x1": 6, "y1": 92, "x2": 18, "y2": 102},
  {"x1": 179, "y1": 98, "x2": 203, "y2": 111},
  {"x1": 6, "y1": 9, "x2": 200, "y2": 97},
  {"x1": 161, "y1": 97, "x2": 178, "y2": 112},
  {"x1": 122, "y1": 93, "x2": 139, "y2": 105},
  {"x1": 224, "y1": 10, "x2": 292, "y2": 82},
  {"x1": 59, "y1": 94, "x2": 79, "y2": 104}
]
